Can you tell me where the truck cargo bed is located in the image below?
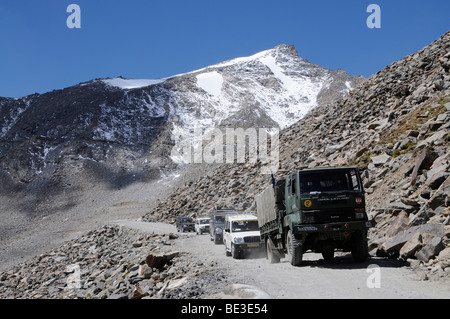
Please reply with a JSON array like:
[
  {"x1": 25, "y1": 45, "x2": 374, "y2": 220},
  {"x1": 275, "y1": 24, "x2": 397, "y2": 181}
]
[{"x1": 256, "y1": 186, "x2": 278, "y2": 230}]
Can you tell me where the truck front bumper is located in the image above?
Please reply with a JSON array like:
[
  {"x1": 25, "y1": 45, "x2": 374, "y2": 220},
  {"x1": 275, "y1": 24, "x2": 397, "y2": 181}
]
[
  {"x1": 198, "y1": 226, "x2": 210, "y2": 233},
  {"x1": 182, "y1": 226, "x2": 195, "y2": 232},
  {"x1": 294, "y1": 220, "x2": 373, "y2": 234}
]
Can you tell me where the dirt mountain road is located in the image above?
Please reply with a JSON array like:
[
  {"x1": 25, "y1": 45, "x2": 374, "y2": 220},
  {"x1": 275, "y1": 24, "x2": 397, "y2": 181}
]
[{"x1": 108, "y1": 219, "x2": 450, "y2": 299}]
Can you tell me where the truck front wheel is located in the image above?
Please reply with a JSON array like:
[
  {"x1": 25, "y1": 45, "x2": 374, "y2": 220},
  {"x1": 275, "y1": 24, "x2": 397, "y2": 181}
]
[
  {"x1": 286, "y1": 230, "x2": 303, "y2": 266},
  {"x1": 231, "y1": 244, "x2": 240, "y2": 259},
  {"x1": 225, "y1": 244, "x2": 231, "y2": 256}
]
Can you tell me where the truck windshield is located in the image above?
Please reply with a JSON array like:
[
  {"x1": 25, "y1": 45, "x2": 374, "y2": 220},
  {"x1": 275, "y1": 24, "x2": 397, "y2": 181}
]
[
  {"x1": 214, "y1": 215, "x2": 226, "y2": 223},
  {"x1": 232, "y1": 220, "x2": 259, "y2": 232},
  {"x1": 299, "y1": 169, "x2": 361, "y2": 194}
]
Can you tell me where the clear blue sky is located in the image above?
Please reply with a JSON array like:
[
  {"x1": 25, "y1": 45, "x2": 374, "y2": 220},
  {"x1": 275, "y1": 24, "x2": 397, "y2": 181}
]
[{"x1": 0, "y1": 0, "x2": 449, "y2": 98}]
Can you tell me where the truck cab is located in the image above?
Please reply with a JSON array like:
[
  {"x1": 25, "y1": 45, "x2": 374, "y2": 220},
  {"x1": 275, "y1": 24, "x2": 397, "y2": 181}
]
[
  {"x1": 223, "y1": 214, "x2": 265, "y2": 259},
  {"x1": 285, "y1": 167, "x2": 367, "y2": 225}
]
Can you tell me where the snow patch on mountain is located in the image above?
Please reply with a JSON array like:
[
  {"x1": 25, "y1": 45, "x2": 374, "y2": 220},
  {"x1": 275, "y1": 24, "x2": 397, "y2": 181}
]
[
  {"x1": 103, "y1": 78, "x2": 166, "y2": 89},
  {"x1": 213, "y1": 50, "x2": 269, "y2": 69},
  {"x1": 196, "y1": 71, "x2": 223, "y2": 99},
  {"x1": 259, "y1": 54, "x2": 299, "y2": 94},
  {"x1": 0, "y1": 99, "x2": 32, "y2": 138}
]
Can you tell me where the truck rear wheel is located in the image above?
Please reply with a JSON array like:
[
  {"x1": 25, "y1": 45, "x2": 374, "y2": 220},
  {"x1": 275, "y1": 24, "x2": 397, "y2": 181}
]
[
  {"x1": 286, "y1": 230, "x2": 303, "y2": 266},
  {"x1": 352, "y1": 231, "x2": 369, "y2": 262},
  {"x1": 322, "y1": 249, "x2": 334, "y2": 262},
  {"x1": 321, "y1": 240, "x2": 335, "y2": 261}
]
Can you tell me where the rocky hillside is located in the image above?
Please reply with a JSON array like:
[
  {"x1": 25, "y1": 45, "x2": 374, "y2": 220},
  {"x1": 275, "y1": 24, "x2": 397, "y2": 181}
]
[
  {"x1": 143, "y1": 31, "x2": 450, "y2": 281},
  {"x1": 0, "y1": 225, "x2": 229, "y2": 299}
]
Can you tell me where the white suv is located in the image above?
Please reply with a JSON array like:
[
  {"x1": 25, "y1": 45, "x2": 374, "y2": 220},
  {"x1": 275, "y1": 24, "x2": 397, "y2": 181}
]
[
  {"x1": 195, "y1": 216, "x2": 210, "y2": 235},
  {"x1": 223, "y1": 214, "x2": 264, "y2": 259}
]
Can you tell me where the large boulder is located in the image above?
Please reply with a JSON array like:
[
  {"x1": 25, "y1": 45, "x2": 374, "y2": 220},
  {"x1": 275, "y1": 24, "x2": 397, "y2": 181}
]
[
  {"x1": 380, "y1": 223, "x2": 445, "y2": 257},
  {"x1": 410, "y1": 148, "x2": 439, "y2": 186},
  {"x1": 399, "y1": 232, "x2": 422, "y2": 260},
  {"x1": 428, "y1": 176, "x2": 450, "y2": 209},
  {"x1": 415, "y1": 236, "x2": 445, "y2": 262},
  {"x1": 146, "y1": 251, "x2": 180, "y2": 269}
]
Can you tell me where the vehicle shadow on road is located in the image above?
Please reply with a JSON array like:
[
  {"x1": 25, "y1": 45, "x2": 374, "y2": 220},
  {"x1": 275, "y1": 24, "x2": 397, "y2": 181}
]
[{"x1": 298, "y1": 253, "x2": 408, "y2": 270}]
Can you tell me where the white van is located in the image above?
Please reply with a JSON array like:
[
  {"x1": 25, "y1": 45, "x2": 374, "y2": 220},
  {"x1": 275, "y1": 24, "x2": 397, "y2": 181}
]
[{"x1": 223, "y1": 214, "x2": 264, "y2": 259}]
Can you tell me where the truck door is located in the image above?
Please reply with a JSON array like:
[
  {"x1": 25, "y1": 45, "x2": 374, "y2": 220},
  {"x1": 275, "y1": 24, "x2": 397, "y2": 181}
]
[{"x1": 286, "y1": 173, "x2": 300, "y2": 215}]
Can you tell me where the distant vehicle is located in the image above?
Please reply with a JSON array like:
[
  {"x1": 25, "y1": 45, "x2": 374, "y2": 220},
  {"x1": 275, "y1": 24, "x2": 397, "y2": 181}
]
[
  {"x1": 223, "y1": 213, "x2": 265, "y2": 259},
  {"x1": 176, "y1": 216, "x2": 195, "y2": 232},
  {"x1": 209, "y1": 209, "x2": 239, "y2": 244},
  {"x1": 256, "y1": 167, "x2": 374, "y2": 266},
  {"x1": 195, "y1": 216, "x2": 210, "y2": 235}
]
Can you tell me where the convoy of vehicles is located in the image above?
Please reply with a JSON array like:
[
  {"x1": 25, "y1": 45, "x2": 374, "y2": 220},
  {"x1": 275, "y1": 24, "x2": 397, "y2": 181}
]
[{"x1": 175, "y1": 166, "x2": 373, "y2": 266}]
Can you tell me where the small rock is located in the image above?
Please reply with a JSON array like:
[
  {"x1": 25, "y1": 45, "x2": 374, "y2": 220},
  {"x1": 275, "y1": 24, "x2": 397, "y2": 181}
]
[
  {"x1": 220, "y1": 284, "x2": 271, "y2": 299},
  {"x1": 400, "y1": 197, "x2": 419, "y2": 207},
  {"x1": 371, "y1": 154, "x2": 391, "y2": 166},
  {"x1": 132, "y1": 241, "x2": 143, "y2": 248},
  {"x1": 426, "y1": 172, "x2": 449, "y2": 190}
]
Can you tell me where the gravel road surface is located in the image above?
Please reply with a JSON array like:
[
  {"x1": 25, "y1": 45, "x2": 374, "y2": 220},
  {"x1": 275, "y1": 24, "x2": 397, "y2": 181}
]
[{"x1": 108, "y1": 219, "x2": 450, "y2": 299}]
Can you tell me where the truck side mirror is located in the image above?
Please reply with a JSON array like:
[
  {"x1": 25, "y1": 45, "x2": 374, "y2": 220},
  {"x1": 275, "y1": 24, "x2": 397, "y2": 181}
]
[{"x1": 224, "y1": 228, "x2": 230, "y2": 232}]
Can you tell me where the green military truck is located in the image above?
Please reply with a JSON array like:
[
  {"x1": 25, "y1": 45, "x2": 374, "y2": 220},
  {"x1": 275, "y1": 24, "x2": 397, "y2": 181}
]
[{"x1": 256, "y1": 167, "x2": 373, "y2": 266}]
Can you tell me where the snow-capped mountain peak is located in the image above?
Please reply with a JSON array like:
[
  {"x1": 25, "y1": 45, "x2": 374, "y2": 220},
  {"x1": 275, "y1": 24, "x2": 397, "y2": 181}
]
[{"x1": 0, "y1": 44, "x2": 363, "y2": 187}]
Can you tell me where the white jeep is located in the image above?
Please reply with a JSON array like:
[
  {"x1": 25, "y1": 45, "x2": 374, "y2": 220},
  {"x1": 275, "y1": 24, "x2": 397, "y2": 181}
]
[{"x1": 223, "y1": 214, "x2": 264, "y2": 259}]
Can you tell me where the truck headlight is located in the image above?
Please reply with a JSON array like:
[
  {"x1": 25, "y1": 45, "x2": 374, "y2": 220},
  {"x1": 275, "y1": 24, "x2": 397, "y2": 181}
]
[{"x1": 234, "y1": 237, "x2": 244, "y2": 244}]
